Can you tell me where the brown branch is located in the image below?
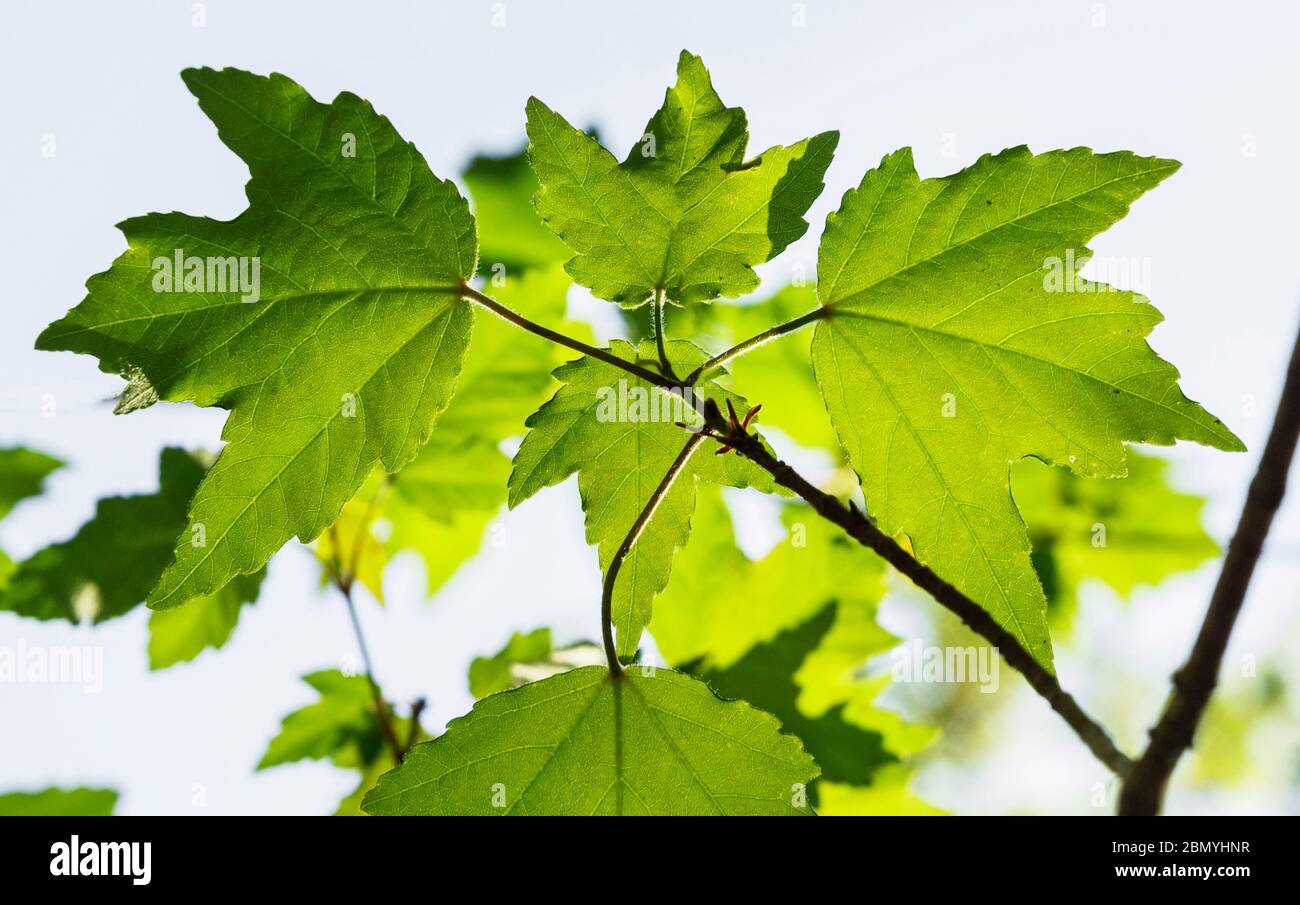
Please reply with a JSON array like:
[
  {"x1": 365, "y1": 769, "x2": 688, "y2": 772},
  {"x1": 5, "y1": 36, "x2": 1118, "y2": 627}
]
[
  {"x1": 1119, "y1": 322, "x2": 1300, "y2": 815},
  {"x1": 600, "y1": 431, "x2": 707, "y2": 677},
  {"x1": 698, "y1": 401, "x2": 1134, "y2": 777}
]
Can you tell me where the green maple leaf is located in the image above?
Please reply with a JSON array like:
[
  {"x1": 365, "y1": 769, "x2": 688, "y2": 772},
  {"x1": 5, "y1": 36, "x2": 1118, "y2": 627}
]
[
  {"x1": 0, "y1": 787, "x2": 118, "y2": 817},
  {"x1": 509, "y1": 340, "x2": 775, "y2": 659},
  {"x1": 811, "y1": 147, "x2": 1243, "y2": 668},
  {"x1": 0, "y1": 450, "x2": 263, "y2": 650},
  {"x1": 0, "y1": 447, "x2": 63, "y2": 585},
  {"x1": 37, "y1": 68, "x2": 478, "y2": 610},
  {"x1": 363, "y1": 665, "x2": 816, "y2": 815},
  {"x1": 1013, "y1": 449, "x2": 1219, "y2": 619},
  {"x1": 527, "y1": 51, "x2": 838, "y2": 306}
]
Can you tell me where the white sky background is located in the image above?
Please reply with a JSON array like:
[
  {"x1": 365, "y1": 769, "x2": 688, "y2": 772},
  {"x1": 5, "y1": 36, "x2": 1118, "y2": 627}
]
[{"x1": 1, "y1": 0, "x2": 1297, "y2": 815}]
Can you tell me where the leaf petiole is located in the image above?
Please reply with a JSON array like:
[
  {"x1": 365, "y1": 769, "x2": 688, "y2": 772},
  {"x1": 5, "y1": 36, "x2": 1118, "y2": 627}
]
[
  {"x1": 652, "y1": 288, "x2": 677, "y2": 380},
  {"x1": 460, "y1": 283, "x2": 678, "y2": 389},
  {"x1": 599, "y1": 431, "x2": 706, "y2": 677},
  {"x1": 684, "y1": 306, "x2": 828, "y2": 384}
]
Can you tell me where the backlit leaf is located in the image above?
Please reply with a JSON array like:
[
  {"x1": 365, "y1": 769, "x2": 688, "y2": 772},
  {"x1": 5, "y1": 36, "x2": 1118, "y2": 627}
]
[
  {"x1": 811, "y1": 146, "x2": 1242, "y2": 668},
  {"x1": 364, "y1": 666, "x2": 816, "y2": 816},
  {"x1": 38, "y1": 68, "x2": 478, "y2": 610},
  {"x1": 527, "y1": 52, "x2": 837, "y2": 306},
  {"x1": 510, "y1": 340, "x2": 776, "y2": 659}
]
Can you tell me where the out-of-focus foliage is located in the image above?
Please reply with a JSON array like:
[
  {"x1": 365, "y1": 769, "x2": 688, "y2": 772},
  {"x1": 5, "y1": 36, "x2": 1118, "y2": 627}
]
[
  {"x1": 468, "y1": 628, "x2": 604, "y2": 699},
  {"x1": 147, "y1": 571, "x2": 264, "y2": 670},
  {"x1": 258, "y1": 669, "x2": 414, "y2": 816},
  {"x1": 0, "y1": 447, "x2": 62, "y2": 522},
  {"x1": 652, "y1": 486, "x2": 938, "y2": 812},
  {"x1": 1190, "y1": 667, "x2": 1295, "y2": 789},
  {"x1": 817, "y1": 766, "x2": 946, "y2": 816},
  {"x1": 0, "y1": 448, "x2": 265, "y2": 669},
  {"x1": 0, "y1": 786, "x2": 118, "y2": 816},
  {"x1": 464, "y1": 147, "x2": 570, "y2": 274},
  {"x1": 1012, "y1": 451, "x2": 1220, "y2": 621},
  {"x1": 469, "y1": 628, "x2": 553, "y2": 698},
  {"x1": 0, "y1": 447, "x2": 62, "y2": 586}
]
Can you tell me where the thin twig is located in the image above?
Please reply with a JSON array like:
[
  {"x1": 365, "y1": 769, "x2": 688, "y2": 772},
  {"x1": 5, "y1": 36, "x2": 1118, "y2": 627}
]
[
  {"x1": 460, "y1": 283, "x2": 677, "y2": 389},
  {"x1": 336, "y1": 580, "x2": 403, "y2": 764},
  {"x1": 697, "y1": 401, "x2": 1134, "y2": 777},
  {"x1": 1119, "y1": 321, "x2": 1300, "y2": 815},
  {"x1": 600, "y1": 431, "x2": 706, "y2": 677},
  {"x1": 684, "y1": 307, "x2": 827, "y2": 384}
]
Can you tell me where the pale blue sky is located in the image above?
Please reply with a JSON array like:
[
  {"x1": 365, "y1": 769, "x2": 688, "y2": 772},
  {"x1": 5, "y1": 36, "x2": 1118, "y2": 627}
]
[{"x1": 2, "y1": 0, "x2": 1297, "y2": 814}]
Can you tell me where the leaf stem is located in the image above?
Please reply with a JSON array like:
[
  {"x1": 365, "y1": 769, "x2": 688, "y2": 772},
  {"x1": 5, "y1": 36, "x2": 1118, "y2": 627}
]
[
  {"x1": 1118, "y1": 320, "x2": 1300, "y2": 815},
  {"x1": 600, "y1": 431, "x2": 707, "y2": 677},
  {"x1": 335, "y1": 579, "x2": 404, "y2": 764},
  {"x1": 696, "y1": 401, "x2": 1134, "y2": 777},
  {"x1": 460, "y1": 283, "x2": 678, "y2": 389},
  {"x1": 652, "y1": 288, "x2": 677, "y2": 380},
  {"x1": 684, "y1": 307, "x2": 828, "y2": 384}
]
